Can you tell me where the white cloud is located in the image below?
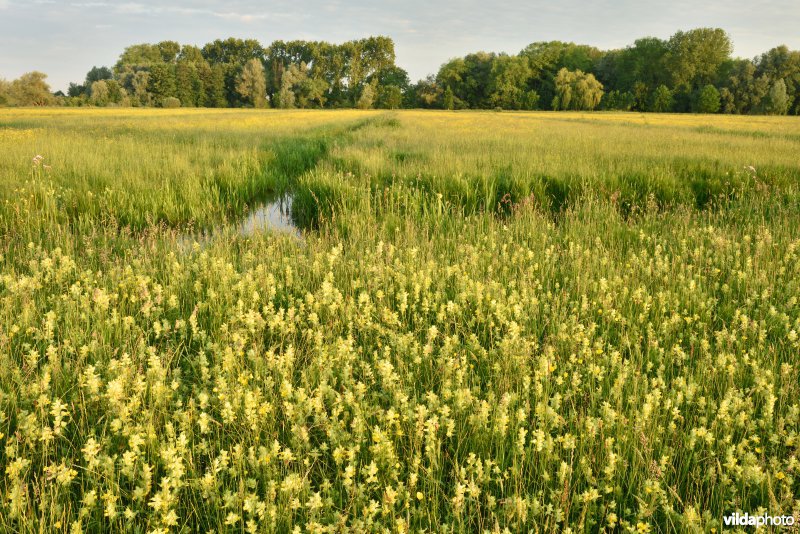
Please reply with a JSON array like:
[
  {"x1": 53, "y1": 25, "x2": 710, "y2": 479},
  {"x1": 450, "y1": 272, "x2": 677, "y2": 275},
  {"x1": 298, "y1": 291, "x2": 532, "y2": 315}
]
[
  {"x1": 116, "y1": 2, "x2": 155, "y2": 14},
  {"x1": 212, "y1": 11, "x2": 269, "y2": 23}
]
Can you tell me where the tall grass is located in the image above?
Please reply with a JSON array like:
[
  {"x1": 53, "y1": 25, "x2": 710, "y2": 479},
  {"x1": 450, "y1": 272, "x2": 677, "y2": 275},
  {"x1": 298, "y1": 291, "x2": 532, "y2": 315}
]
[{"x1": 0, "y1": 109, "x2": 798, "y2": 533}]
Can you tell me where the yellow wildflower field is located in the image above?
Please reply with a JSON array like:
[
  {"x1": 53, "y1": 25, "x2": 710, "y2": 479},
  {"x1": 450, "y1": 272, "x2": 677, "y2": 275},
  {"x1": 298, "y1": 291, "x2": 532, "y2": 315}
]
[{"x1": 0, "y1": 109, "x2": 798, "y2": 532}]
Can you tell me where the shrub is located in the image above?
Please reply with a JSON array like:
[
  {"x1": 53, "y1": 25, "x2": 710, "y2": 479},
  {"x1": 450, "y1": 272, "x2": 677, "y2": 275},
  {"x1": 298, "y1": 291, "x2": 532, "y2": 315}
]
[{"x1": 162, "y1": 96, "x2": 181, "y2": 108}]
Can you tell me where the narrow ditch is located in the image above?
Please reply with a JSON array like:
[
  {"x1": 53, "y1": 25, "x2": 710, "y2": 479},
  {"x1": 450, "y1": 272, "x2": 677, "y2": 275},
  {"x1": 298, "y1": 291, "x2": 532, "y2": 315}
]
[{"x1": 178, "y1": 113, "x2": 398, "y2": 249}]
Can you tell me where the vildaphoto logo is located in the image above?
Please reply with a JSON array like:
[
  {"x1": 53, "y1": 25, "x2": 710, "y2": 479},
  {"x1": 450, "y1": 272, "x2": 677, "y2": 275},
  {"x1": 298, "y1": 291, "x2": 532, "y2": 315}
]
[{"x1": 722, "y1": 512, "x2": 795, "y2": 527}]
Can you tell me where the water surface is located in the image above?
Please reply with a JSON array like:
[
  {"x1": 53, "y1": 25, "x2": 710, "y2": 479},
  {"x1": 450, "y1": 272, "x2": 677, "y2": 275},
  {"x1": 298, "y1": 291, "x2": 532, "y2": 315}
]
[{"x1": 178, "y1": 194, "x2": 300, "y2": 250}]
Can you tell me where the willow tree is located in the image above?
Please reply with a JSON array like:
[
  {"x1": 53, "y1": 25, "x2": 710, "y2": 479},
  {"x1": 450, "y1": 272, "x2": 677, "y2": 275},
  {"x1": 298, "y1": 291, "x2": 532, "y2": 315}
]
[{"x1": 552, "y1": 68, "x2": 604, "y2": 110}]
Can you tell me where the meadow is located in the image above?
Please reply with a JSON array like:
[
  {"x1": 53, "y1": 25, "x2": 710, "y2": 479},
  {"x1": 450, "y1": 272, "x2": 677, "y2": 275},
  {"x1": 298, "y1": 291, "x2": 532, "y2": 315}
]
[{"x1": 0, "y1": 108, "x2": 798, "y2": 533}]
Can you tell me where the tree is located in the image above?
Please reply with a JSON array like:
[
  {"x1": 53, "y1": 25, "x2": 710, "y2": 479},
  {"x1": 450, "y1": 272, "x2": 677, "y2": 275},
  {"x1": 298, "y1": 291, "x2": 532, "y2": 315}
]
[
  {"x1": 617, "y1": 38, "x2": 669, "y2": 93},
  {"x1": 205, "y1": 64, "x2": 227, "y2": 107},
  {"x1": 377, "y1": 85, "x2": 403, "y2": 109},
  {"x1": 436, "y1": 53, "x2": 496, "y2": 108},
  {"x1": 85, "y1": 66, "x2": 112, "y2": 87},
  {"x1": 603, "y1": 90, "x2": 635, "y2": 110},
  {"x1": 90, "y1": 80, "x2": 110, "y2": 106},
  {"x1": 10, "y1": 72, "x2": 53, "y2": 106},
  {"x1": 369, "y1": 65, "x2": 409, "y2": 109},
  {"x1": 340, "y1": 36, "x2": 396, "y2": 105},
  {"x1": 277, "y1": 63, "x2": 301, "y2": 108},
  {"x1": 693, "y1": 84, "x2": 721, "y2": 113},
  {"x1": 276, "y1": 63, "x2": 302, "y2": 109},
  {"x1": 718, "y1": 87, "x2": 736, "y2": 113},
  {"x1": 409, "y1": 75, "x2": 442, "y2": 108},
  {"x1": 178, "y1": 45, "x2": 205, "y2": 64},
  {"x1": 487, "y1": 54, "x2": 534, "y2": 110},
  {"x1": 756, "y1": 46, "x2": 800, "y2": 113},
  {"x1": 236, "y1": 58, "x2": 267, "y2": 108},
  {"x1": 520, "y1": 41, "x2": 602, "y2": 109},
  {"x1": 666, "y1": 28, "x2": 732, "y2": 87},
  {"x1": 552, "y1": 68, "x2": 604, "y2": 110},
  {"x1": 67, "y1": 83, "x2": 85, "y2": 98},
  {"x1": 720, "y1": 59, "x2": 767, "y2": 114},
  {"x1": 115, "y1": 41, "x2": 180, "y2": 72},
  {"x1": 760, "y1": 79, "x2": 789, "y2": 115},
  {"x1": 175, "y1": 47, "x2": 209, "y2": 107},
  {"x1": 162, "y1": 96, "x2": 181, "y2": 108},
  {"x1": 443, "y1": 86, "x2": 455, "y2": 110},
  {"x1": 0, "y1": 79, "x2": 12, "y2": 106},
  {"x1": 176, "y1": 61, "x2": 201, "y2": 107},
  {"x1": 202, "y1": 38, "x2": 264, "y2": 65},
  {"x1": 107, "y1": 80, "x2": 129, "y2": 106},
  {"x1": 357, "y1": 83, "x2": 375, "y2": 109},
  {"x1": 202, "y1": 38, "x2": 265, "y2": 106},
  {"x1": 132, "y1": 70, "x2": 151, "y2": 106},
  {"x1": 148, "y1": 63, "x2": 176, "y2": 105},
  {"x1": 649, "y1": 85, "x2": 673, "y2": 112}
]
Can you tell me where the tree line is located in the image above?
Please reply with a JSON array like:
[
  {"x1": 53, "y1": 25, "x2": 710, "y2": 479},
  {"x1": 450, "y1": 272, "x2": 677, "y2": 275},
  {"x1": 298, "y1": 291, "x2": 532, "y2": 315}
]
[{"x1": 1, "y1": 29, "x2": 798, "y2": 114}]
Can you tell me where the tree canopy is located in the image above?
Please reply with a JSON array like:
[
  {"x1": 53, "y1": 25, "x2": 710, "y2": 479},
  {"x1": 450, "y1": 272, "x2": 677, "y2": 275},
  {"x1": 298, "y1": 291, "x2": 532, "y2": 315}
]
[{"x1": 2, "y1": 29, "x2": 799, "y2": 115}]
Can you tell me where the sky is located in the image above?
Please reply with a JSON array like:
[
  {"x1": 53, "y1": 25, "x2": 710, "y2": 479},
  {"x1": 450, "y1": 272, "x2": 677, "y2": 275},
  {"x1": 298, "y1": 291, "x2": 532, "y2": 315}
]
[{"x1": 1, "y1": 0, "x2": 799, "y2": 92}]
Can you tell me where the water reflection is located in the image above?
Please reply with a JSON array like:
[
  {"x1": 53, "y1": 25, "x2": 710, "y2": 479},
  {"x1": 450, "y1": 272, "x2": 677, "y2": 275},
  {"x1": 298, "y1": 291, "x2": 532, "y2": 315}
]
[
  {"x1": 178, "y1": 194, "x2": 300, "y2": 250},
  {"x1": 238, "y1": 195, "x2": 299, "y2": 237}
]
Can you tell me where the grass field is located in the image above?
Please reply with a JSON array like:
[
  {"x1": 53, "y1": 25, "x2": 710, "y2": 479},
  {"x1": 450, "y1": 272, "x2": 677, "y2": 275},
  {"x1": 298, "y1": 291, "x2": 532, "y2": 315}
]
[{"x1": 1, "y1": 108, "x2": 799, "y2": 533}]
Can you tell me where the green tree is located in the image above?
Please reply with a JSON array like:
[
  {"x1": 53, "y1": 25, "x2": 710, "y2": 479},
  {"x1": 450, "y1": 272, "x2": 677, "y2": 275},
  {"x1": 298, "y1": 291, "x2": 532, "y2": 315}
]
[
  {"x1": 377, "y1": 85, "x2": 403, "y2": 109},
  {"x1": 175, "y1": 62, "x2": 201, "y2": 107},
  {"x1": 649, "y1": 85, "x2": 673, "y2": 112},
  {"x1": 443, "y1": 86, "x2": 455, "y2": 110},
  {"x1": 0, "y1": 78, "x2": 12, "y2": 106},
  {"x1": 175, "y1": 47, "x2": 209, "y2": 107},
  {"x1": 341, "y1": 36, "x2": 396, "y2": 105},
  {"x1": 89, "y1": 80, "x2": 110, "y2": 106},
  {"x1": 85, "y1": 66, "x2": 112, "y2": 87},
  {"x1": 202, "y1": 38, "x2": 265, "y2": 106},
  {"x1": 67, "y1": 83, "x2": 85, "y2": 98},
  {"x1": 719, "y1": 59, "x2": 767, "y2": 114},
  {"x1": 693, "y1": 84, "x2": 721, "y2": 113},
  {"x1": 369, "y1": 65, "x2": 409, "y2": 109},
  {"x1": 759, "y1": 79, "x2": 789, "y2": 115},
  {"x1": 108, "y1": 80, "x2": 129, "y2": 106},
  {"x1": 666, "y1": 28, "x2": 732, "y2": 87},
  {"x1": 132, "y1": 70, "x2": 151, "y2": 106},
  {"x1": 409, "y1": 76, "x2": 442, "y2": 108},
  {"x1": 148, "y1": 64, "x2": 177, "y2": 105},
  {"x1": 552, "y1": 68, "x2": 604, "y2": 110},
  {"x1": 277, "y1": 63, "x2": 301, "y2": 108},
  {"x1": 718, "y1": 87, "x2": 736, "y2": 113},
  {"x1": 201, "y1": 38, "x2": 264, "y2": 65},
  {"x1": 357, "y1": 83, "x2": 375, "y2": 109},
  {"x1": 520, "y1": 41, "x2": 602, "y2": 109},
  {"x1": 756, "y1": 46, "x2": 800, "y2": 113},
  {"x1": 436, "y1": 52, "x2": 495, "y2": 108},
  {"x1": 205, "y1": 64, "x2": 227, "y2": 107},
  {"x1": 602, "y1": 90, "x2": 635, "y2": 110},
  {"x1": 162, "y1": 96, "x2": 181, "y2": 108},
  {"x1": 487, "y1": 54, "x2": 534, "y2": 109},
  {"x1": 10, "y1": 72, "x2": 53, "y2": 106},
  {"x1": 236, "y1": 58, "x2": 268, "y2": 108}
]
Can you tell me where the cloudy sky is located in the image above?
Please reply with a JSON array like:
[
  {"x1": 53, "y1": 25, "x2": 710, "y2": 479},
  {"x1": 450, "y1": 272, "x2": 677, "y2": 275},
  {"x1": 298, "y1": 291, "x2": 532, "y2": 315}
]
[{"x1": 1, "y1": 0, "x2": 799, "y2": 92}]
